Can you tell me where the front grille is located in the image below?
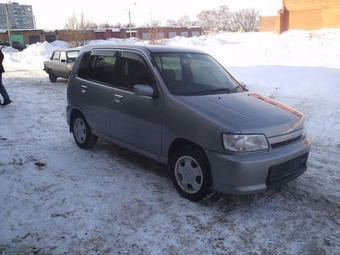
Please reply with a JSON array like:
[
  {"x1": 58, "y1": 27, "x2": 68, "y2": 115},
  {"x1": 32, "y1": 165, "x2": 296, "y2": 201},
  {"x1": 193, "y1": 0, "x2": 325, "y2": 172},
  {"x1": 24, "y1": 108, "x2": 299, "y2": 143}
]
[
  {"x1": 266, "y1": 152, "x2": 309, "y2": 188},
  {"x1": 270, "y1": 135, "x2": 302, "y2": 149}
]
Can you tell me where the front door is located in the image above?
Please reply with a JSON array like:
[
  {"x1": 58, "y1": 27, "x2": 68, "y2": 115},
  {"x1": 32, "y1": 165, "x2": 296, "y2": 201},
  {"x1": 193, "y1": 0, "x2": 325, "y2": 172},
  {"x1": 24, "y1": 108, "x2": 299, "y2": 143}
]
[{"x1": 109, "y1": 51, "x2": 163, "y2": 156}]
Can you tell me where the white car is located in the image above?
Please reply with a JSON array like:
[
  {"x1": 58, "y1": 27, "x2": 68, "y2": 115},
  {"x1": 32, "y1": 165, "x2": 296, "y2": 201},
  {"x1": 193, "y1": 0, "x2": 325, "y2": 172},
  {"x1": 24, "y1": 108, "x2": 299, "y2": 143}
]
[{"x1": 43, "y1": 49, "x2": 79, "y2": 82}]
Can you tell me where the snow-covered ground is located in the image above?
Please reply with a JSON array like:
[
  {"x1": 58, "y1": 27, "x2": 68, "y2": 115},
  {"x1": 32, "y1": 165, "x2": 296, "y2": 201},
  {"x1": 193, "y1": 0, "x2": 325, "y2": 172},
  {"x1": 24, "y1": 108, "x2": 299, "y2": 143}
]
[{"x1": 0, "y1": 29, "x2": 339, "y2": 255}]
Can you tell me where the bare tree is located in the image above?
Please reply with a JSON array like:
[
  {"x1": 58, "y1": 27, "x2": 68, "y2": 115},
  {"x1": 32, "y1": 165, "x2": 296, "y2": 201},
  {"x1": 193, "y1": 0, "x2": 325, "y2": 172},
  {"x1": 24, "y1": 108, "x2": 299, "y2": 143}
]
[
  {"x1": 165, "y1": 20, "x2": 177, "y2": 26},
  {"x1": 98, "y1": 22, "x2": 112, "y2": 28},
  {"x1": 197, "y1": 10, "x2": 218, "y2": 34},
  {"x1": 120, "y1": 22, "x2": 136, "y2": 28},
  {"x1": 63, "y1": 11, "x2": 95, "y2": 46},
  {"x1": 141, "y1": 19, "x2": 160, "y2": 28},
  {"x1": 217, "y1": 5, "x2": 231, "y2": 32},
  {"x1": 177, "y1": 15, "x2": 190, "y2": 26},
  {"x1": 231, "y1": 8, "x2": 259, "y2": 32},
  {"x1": 113, "y1": 22, "x2": 122, "y2": 28},
  {"x1": 64, "y1": 11, "x2": 96, "y2": 30},
  {"x1": 149, "y1": 24, "x2": 164, "y2": 43}
]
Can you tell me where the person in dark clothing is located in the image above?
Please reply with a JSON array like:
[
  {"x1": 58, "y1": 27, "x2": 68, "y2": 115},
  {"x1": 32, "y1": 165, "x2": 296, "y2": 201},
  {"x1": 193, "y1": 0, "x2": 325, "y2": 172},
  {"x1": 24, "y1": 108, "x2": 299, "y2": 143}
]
[{"x1": 0, "y1": 48, "x2": 12, "y2": 106}]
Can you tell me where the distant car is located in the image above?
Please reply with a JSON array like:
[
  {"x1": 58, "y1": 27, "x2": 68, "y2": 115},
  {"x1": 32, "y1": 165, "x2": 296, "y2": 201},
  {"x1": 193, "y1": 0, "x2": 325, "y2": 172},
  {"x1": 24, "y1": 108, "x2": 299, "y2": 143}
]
[
  {"x1": 3, "y1": 41, "x2": 26, "y2": 51},
  {"x1": 11, "y1": 41, "x2": 26, "y2": 51},
  {"x1": 66, "y1": 44, "x2": 311, "y2": 201},
  {"x1": 43, "y1": 49, "x2": 79, "y2": 82}
]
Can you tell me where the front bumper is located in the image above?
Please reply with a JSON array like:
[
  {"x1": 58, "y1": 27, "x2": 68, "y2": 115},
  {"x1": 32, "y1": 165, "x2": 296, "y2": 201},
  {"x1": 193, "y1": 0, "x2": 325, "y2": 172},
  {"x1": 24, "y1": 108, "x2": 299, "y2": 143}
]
[{"x1": 206, "y1": 137, "x2": 311, "y2": 195}]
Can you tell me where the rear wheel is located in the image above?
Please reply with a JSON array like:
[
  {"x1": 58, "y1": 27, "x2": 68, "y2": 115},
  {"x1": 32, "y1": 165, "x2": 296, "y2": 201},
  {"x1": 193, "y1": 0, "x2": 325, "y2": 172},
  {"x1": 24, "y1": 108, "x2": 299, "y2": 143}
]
[
  {"x1": 170, "y1": 146, "x2": 212, "y2": 201},
  {"x1": 49, "y1": 71, "x2": 57, "y2": 83},
  {"x1": 72, "y1": 113, "x2": 97, "y2": 149}
]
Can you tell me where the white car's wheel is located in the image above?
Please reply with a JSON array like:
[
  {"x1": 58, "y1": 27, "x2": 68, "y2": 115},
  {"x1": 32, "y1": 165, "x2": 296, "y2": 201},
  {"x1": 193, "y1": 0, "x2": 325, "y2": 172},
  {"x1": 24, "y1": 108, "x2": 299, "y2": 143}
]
[{"x1": 48, "y1": 72, "x2": 57, "y2": 83}]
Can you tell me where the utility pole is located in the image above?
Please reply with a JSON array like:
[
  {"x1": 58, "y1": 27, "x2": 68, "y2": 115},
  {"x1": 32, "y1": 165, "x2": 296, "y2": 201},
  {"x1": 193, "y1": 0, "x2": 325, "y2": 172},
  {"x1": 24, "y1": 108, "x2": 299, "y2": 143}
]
[
  {"x1": 127, "y1": 2, "x2": 136, "y2": 38},
  {"x1": 5, "y1": 2, "x2": 12, "y2": 46}
]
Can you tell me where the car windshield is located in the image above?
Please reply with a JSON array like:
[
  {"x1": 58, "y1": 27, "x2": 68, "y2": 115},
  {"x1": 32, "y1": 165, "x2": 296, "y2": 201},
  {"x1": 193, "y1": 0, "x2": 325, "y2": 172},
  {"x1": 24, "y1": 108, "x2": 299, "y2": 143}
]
[{"x1": 153, "y1": 52, "x2": 243, "y2": 95}]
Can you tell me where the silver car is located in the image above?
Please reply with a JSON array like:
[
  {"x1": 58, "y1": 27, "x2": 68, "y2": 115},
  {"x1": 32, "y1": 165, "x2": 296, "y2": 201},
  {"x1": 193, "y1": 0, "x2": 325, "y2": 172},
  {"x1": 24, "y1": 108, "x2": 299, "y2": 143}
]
[{"x1": 66, "y1": 45, "x2": 311, "y2": 201}]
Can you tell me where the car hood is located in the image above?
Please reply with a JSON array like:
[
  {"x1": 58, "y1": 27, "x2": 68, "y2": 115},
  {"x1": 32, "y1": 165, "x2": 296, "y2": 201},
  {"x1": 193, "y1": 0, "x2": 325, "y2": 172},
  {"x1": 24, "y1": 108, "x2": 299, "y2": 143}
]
[{"x1": 180, "y1": 92, "x2": 304, "y2": 137}]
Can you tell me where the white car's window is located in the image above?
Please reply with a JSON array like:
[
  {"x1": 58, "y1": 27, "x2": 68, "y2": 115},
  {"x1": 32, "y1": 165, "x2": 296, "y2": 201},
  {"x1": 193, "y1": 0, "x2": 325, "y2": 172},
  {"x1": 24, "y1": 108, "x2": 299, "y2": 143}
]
[
  {"x1": 60, "y1": 51, "x2": 66, "y2": 62},
  {"x1": 52, "y1": 51, "x2": 60, "y2": 60}
]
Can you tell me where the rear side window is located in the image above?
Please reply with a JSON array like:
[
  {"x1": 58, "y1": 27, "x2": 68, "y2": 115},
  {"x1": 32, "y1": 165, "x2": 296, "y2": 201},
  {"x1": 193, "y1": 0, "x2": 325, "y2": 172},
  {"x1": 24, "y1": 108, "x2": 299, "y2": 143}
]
[
  {"x1": 78, "y1": 51, "x2": 118, "y2": 86},
  {"x1": 60, "y1": 52, "x2": 66, "y2": 62}
]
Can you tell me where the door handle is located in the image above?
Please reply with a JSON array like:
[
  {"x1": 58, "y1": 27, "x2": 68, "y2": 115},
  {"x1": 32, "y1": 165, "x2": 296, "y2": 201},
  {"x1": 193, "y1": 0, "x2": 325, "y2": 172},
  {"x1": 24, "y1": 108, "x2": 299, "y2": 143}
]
[
  {"x1": 81, "y1": 85, "x2": 87, "y2": 93},
  {"x1": 113, "y1": 94, "x2": 123, "y2": 103}
]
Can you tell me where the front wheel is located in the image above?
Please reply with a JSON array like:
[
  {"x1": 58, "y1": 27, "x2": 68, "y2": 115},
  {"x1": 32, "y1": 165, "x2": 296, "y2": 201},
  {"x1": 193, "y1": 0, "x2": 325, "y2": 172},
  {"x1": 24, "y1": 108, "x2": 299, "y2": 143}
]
[
  {"x1": 170, "y1": 146, "x2": 212, "y2": 201},
  {"x1": 72, "y1": 113, "x2": 97, "y2": 149}
]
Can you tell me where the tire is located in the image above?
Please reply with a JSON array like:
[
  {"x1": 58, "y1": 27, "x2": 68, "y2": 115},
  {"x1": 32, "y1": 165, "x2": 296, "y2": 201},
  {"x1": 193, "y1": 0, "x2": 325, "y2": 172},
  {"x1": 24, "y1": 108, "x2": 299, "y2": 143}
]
[
  {"x1": 170, "y1": 146, "x2": 212, "y2": 201},
  {"x1": 49, "y1": 72, "x2": 57, "y2": 83},
  {"x1": 72, "y1": 113, "x2": 97, "y2": 149}
]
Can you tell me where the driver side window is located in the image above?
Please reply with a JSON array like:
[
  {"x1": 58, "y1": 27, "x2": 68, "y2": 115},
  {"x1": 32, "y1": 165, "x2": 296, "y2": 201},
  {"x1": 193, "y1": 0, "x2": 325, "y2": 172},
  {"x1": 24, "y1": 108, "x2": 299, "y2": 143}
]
[
  {"x1": 52, "y1": 51, "x2": 60, "y2": 60},
  {"x1": 118, "y1": 52, "x2": 155, "y2": 90}
]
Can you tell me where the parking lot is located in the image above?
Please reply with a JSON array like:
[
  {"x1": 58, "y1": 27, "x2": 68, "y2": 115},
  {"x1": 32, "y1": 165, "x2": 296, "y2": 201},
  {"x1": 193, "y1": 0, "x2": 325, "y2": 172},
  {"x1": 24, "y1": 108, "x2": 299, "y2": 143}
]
[{"x1": 0, "y1": 66, "x2": 339, "y2": 254}]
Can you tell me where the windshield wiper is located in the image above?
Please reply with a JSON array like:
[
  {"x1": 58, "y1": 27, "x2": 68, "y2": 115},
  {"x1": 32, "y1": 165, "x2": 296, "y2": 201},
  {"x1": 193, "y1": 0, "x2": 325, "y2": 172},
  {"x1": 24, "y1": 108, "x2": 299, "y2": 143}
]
[{"x1": 198, "y1": 87, "x2": 237, "y2": 95}]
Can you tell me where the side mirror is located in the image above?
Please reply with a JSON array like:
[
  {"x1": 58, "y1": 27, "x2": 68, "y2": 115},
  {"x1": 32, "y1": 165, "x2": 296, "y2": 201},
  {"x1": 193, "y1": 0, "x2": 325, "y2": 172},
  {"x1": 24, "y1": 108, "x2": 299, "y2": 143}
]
[
  {"x1": 240, "y1": 82, "x2": 247, "y2": 89},
  {"x1": 239, "y1": 82, "x2": 249, "y2": 91},
  {"x1": 134, "y1": 84, "x2": 156, "y2": 98}
]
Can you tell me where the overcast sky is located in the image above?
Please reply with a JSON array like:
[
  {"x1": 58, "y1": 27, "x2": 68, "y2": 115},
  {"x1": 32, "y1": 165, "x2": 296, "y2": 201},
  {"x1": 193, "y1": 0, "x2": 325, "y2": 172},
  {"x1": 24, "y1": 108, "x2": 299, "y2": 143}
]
[{"x1": 6, "y1": 0, "x2": 283, "y2": 29}]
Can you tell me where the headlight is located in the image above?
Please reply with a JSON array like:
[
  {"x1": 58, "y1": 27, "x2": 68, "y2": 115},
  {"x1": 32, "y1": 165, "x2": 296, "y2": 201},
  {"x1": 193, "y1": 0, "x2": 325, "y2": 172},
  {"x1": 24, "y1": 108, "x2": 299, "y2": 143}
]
[{"x1": 223, "y1": 134, "x2": 269, "y2": 152}]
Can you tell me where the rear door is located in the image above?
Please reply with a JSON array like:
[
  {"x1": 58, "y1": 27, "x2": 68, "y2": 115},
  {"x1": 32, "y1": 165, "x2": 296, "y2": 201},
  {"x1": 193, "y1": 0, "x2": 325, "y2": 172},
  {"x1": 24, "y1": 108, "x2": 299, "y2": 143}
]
[
  {"x1": 56, "y1": 51, "x2": 67, "y2": 77},
  {"x1": 75, "y1": 49, "x2": 119, "y2": 135},
  {"x1": 50, "y1": 51, "x2": 61, "y2": 76}
]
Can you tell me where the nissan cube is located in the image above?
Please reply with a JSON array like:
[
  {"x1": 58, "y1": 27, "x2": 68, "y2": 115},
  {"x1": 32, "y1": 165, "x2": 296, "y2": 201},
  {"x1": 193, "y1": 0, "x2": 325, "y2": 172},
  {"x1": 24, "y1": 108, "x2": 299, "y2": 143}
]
[{"x1": 66, "y1": 44, "x2": 311, "y2": 201}]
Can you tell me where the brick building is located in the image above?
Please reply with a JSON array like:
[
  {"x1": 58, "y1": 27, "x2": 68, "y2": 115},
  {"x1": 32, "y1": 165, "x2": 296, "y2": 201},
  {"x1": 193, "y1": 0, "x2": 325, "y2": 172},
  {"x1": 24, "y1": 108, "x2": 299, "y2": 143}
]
[
  {"x1": 260, "y1": 0, "x2": 340, "y2": 33},
  {"x1": 0, "y1": 26, "x2": 202, "y2": 46}
]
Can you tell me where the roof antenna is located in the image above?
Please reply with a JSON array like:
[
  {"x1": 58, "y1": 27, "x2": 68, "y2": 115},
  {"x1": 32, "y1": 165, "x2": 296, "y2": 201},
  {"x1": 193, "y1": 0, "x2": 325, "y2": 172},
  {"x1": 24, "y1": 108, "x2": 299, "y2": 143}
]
[{"x1": 142, "y1": 36, "x2": 147, "y2": 48}]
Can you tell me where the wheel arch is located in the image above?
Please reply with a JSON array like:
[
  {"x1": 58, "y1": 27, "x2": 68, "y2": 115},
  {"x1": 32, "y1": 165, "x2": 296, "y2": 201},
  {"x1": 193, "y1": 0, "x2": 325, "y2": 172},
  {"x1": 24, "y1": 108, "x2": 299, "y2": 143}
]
[
  {"x1": 69, "y1": 108, "x2": 97, "y2": 149},
  {"x1": 169, "y1": 139, "x2": 214, "y2": 201},
  {"x1": 168, "y1": 138, "x2": 208, "y2": 165},
  {"x1": 69, "y1": 108, "x2": 86, "y2": 133}
]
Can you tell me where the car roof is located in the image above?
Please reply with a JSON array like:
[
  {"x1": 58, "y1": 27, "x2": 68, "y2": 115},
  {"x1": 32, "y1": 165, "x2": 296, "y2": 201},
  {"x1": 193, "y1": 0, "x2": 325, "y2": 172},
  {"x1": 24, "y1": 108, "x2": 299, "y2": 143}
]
[
  {"x1": 78, "y1": 44, "x2": 207, "y2": 55},
  {"x1": 54, "y1": 48, "x2": 80, "y2": 52}
]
